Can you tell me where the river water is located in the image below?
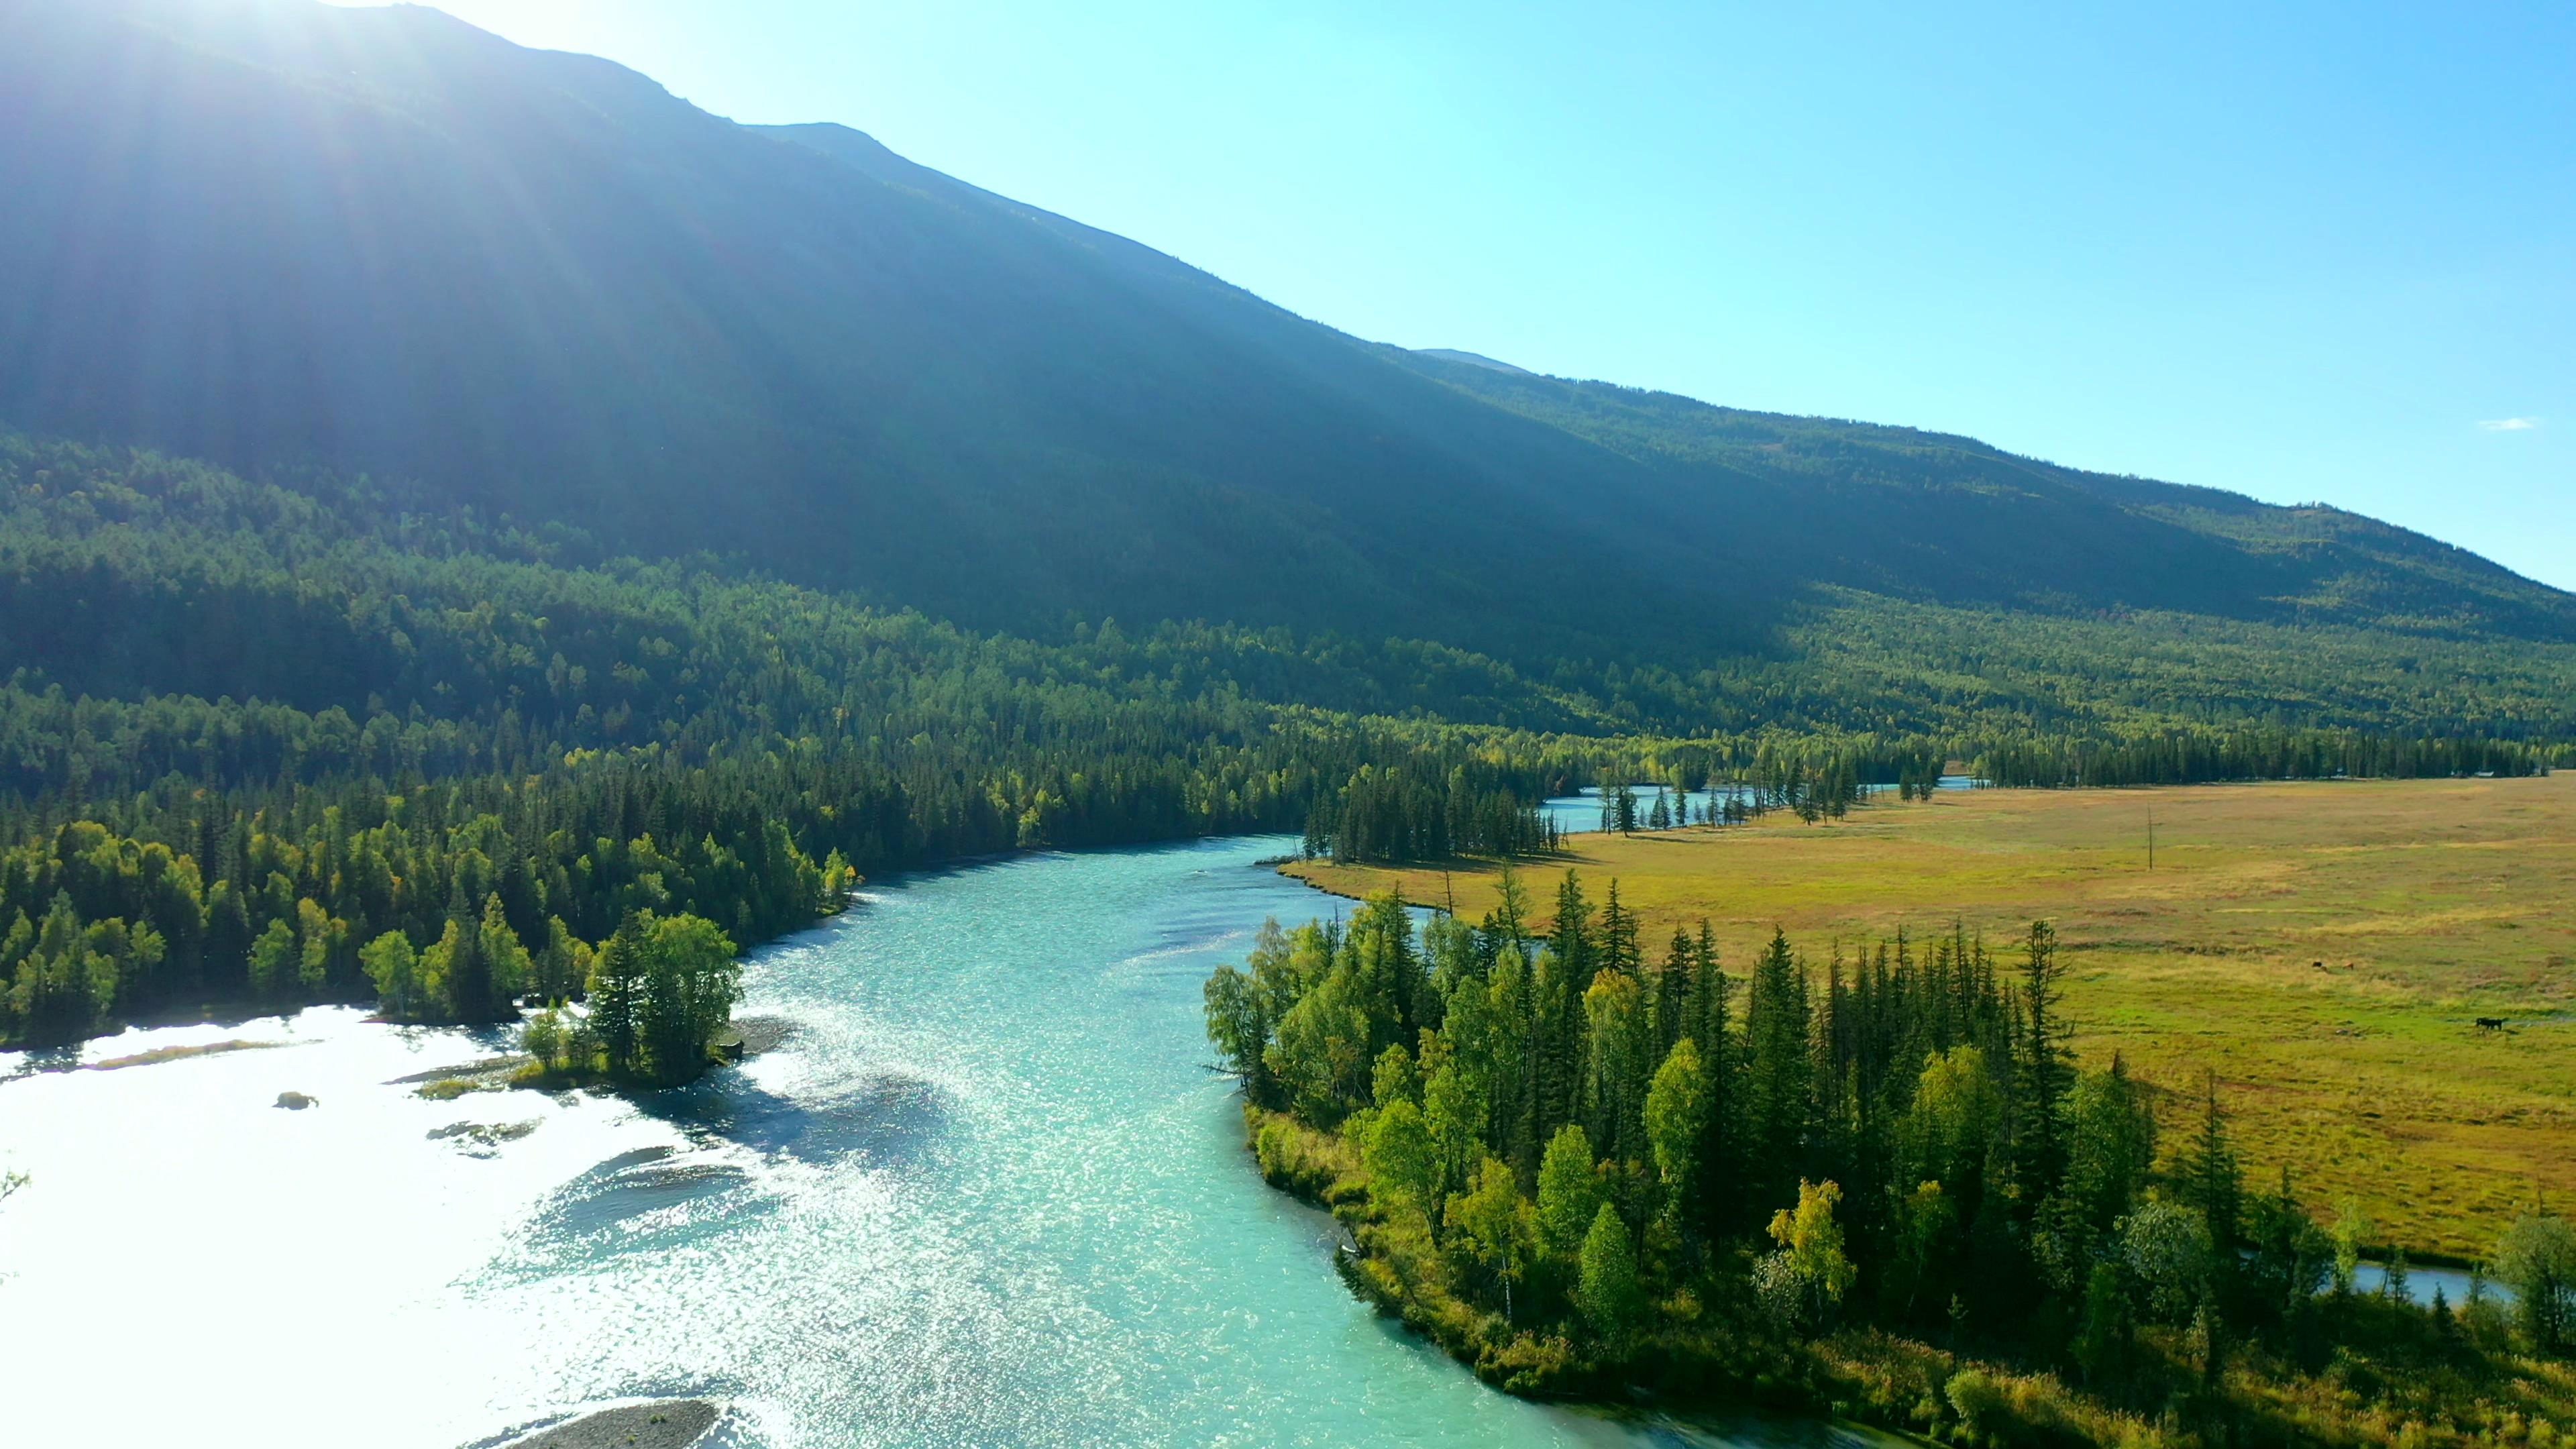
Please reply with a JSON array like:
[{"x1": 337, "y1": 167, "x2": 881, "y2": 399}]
[
  {"x1": 1540, "y1": 778, "x2": 1983, "y2": 835},
  {"x1": 0, "y1": 836, "x2": 1880, "y2": 1449}
]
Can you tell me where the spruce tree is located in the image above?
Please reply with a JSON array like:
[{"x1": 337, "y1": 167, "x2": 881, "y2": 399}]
[
  {"x1": 1652, "y1": 927, "x2": 1691, "y2": 1059},
  {"x1": 439, "y1": 898, "x2": 493, "y2": 1022},
  {"x1": 1741, "y1": 928, "x2": 1813, "y2": 1214},
  {"x1": 1544, "y1": 873, "x2": 1596, "y2": 1132},
  {"x1": 588, "y1": 913, "x2": 645, "y2": 1079},
  {"x1": 2182, "y1": 1073, "x2": 2245, "y2": 1256},
  {"x1": 2012, "y1": 920, "x2": 2072, "y2": 1201},
  {"x1": 1686, "y1": 921, "x2": 1735, "y2": 1236},
  {"x1": 478, "y1": 893, "x2": 530, "y2": 1011},
  {"x1": 1599, "y1": 880, "x2": 1639, "y2": 979}
]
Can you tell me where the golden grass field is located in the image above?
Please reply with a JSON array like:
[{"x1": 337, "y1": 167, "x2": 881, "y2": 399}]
[{"x1": 1282, "y1": 775, "x2": 2576, "y2": 1262}]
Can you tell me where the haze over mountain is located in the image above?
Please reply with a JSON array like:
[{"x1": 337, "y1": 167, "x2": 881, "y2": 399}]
[{"x1": 1, "y1": 0, "x2": 2569, "y2": 712}]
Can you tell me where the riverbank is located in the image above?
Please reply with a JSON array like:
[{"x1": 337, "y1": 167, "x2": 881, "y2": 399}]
[
  {"x1": 1243, "y1": 1104, "x2": 2111, "y2": 1444},
  {"x1": 394, "y1": 1015, "x2": 797, "y2": 1100},
  {"x1": 1238, "y1": 1105, "x2": 2576, "y2": 1448}
]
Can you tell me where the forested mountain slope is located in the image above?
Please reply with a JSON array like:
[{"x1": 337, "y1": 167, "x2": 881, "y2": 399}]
[
  {"x1": 3, "y1": 0, "x2": 2566, "y2": 688},
  {"x1": 1390, "y1": 351, "x2": 2575, "y2": 641},
  {"x1": 0, "y1": 0, "x2": 1724, "y2": 663}
]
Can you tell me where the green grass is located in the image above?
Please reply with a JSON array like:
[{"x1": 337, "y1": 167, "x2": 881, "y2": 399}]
[
  {"x1": 413, "y1": 1076, "x2": 507, "y2": 1101},
  {"x1": 1287, "y1": 775, "x2": 2576, "y2": 1260}
]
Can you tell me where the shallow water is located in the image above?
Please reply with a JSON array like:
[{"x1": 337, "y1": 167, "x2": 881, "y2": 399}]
[
  {"x1": 0, "y1": 836, "x2": 1884, "y2": 1449},
  {"x1": 2351, "y1": 1258, "x2": 2504, "y2": 1309},
  {"x1": 1542, "y1": 777, "x2": 1980, "y2": 835}
]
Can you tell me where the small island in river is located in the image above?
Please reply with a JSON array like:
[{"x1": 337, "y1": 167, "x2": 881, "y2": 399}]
[{"x1": 494, "y1": 1399, "x2": 720, "y2": 1449}]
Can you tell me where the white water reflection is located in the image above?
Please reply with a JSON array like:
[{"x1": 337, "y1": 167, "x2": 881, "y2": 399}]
[{"x1": 1, "y1": 838, "x2": 1896, "y2": 1449}]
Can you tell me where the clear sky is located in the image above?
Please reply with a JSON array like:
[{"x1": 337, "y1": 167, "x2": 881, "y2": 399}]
[{"x1": 357, "y1": 1, "x2": 2572, "y2": 588}]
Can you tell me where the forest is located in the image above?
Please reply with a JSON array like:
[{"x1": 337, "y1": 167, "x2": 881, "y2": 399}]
[
  {"x1": 0, "y1": 431, "x2": 2567, "y2": 1051},
  {"x1": 1205, "y1": 877, "x2": 2576, "y2": 1446},
  {"x1": 0, "y1": 434, "x2": 1524, "y2": 1046}
]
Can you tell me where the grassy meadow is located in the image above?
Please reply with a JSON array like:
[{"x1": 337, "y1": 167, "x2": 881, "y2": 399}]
[{"x1": 1283, "y1": 775, "x2": 2576, "y2": 1261}]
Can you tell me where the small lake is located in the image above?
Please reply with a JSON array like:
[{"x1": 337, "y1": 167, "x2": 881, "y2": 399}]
[
  {"x1": 0, "y1": 836, "x2": 1890, "y2": 1449},
  {"x1": 1541, "y1": 777, "x2": 1983, "y2": 835}
]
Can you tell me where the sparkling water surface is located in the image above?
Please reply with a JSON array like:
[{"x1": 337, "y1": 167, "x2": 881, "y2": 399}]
[{"x1": 1, "y1": 837, "x2": 1883, "y2": 1449}]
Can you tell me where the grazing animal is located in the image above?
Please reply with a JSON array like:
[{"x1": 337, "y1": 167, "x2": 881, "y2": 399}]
[{"x1": 2474, "y1": 1017, "x2": 2507, "y2": 1031}]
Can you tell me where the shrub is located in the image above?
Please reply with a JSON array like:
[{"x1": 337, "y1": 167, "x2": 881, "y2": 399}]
[{"x1": 1947, "y1": 1367, "x2": 2006, "y2": 1435}]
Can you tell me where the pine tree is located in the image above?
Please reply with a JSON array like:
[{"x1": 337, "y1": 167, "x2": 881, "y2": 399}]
[
  {"x1": 8, "y1": 894, "x2": 115, "y2": 1044},
  {"x1": 1652, "y1": 927, "x2": 1692, "y2": 1059},
  {"x1": 588, "y1": 913, "x2": 645, "y2": 1079},
  {"x1": 2013, "y1": 920, "x2": 2073, "y2": 1201},
  {"x1": 479, "y1": 893, "x2": 531, "y2": 1010},
  {"x1": 1599, "y1": 880, "x2": 1639, "y2": 979},
  {"x1": 1544, "y1": 873, "x2": 1595, "y2": 1132},
  {"x1": 1686, "y1": 921, "x2": 1735, "y2": 1236},
  {"x1": 535, "y1": 916, "x2": 589, "y2": 1002},
  {"x1": 431, "y1": 900, "x2": 494, "y2": 1021},
  {"x1": 1742, "y1": 928, "x2": 1812, "y2": 1212},
  {"x1": 2072, "y1": 1260, "x2": 2133, "y2": 1388},
  {"x1": 637, "y1": 930, "x2": 691, "y2": 1084},
  {"x1": 2182, "y1": 1073, "x2": 2245, "y2": 1256}
]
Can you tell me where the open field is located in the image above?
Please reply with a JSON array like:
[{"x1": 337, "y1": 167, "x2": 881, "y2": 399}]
[{"x1": 1283, "y1": 775, "x2": 2576, "y2": 1261}]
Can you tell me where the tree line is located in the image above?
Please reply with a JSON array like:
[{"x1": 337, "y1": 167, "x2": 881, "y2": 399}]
[
  {"x1": 0, "y1": 754, "x2": 830, "y2": 1049},
  {"x1": 1972, "y1": 729, "x2": 2555, "y2": 789},
  {"x1": 1205, "y1": 875, "x2": 2576, "y2": 1442},
  {"x1": 1301, "y1": 763, "x2": 1564, "y2": 865}
]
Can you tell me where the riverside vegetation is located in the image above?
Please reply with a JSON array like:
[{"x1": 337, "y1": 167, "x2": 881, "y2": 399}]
[{"x1": 1205, "y1": 877, "x2": 2576, "y2": 1446}]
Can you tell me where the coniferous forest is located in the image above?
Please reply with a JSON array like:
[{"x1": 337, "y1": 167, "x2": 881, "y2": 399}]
[
  {"x1": 0, "y1": 429, "x2": 2565, "y2": 1055},
  {"x1": 1208, "y1": 879, "x2": 2576, "y2": 1445}
]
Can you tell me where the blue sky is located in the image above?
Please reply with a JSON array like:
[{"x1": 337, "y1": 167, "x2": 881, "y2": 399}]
[{"x1": 367, "y1": 1, "x2": 2572, "y2": 588}]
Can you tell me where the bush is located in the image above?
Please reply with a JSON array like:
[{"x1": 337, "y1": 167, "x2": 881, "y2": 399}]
[{"x1": 1948, "y1": 1367, "x2": 2006, "y2": 1435}]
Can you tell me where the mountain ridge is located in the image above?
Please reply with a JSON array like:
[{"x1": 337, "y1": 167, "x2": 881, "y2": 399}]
[{"x1": 1, "y1": 0, "x2": 2568, "y2": 712}]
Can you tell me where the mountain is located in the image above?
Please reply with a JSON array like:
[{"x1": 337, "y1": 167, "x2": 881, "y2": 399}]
[
  {"x1": 1387, "y1": 351, "x2": 2576, "y2": 639},
  {"x1": 1411, "y1": 350, "x2": 1535, "y2": 376},
  {"x1": 1, "y1": 0, "x2": 2569, "y2": 728}
]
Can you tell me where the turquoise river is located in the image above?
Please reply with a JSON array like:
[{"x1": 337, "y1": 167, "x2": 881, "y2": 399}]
[{"x1": 0, "y1": 836, "x2": 1889, "y2": 1448}]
